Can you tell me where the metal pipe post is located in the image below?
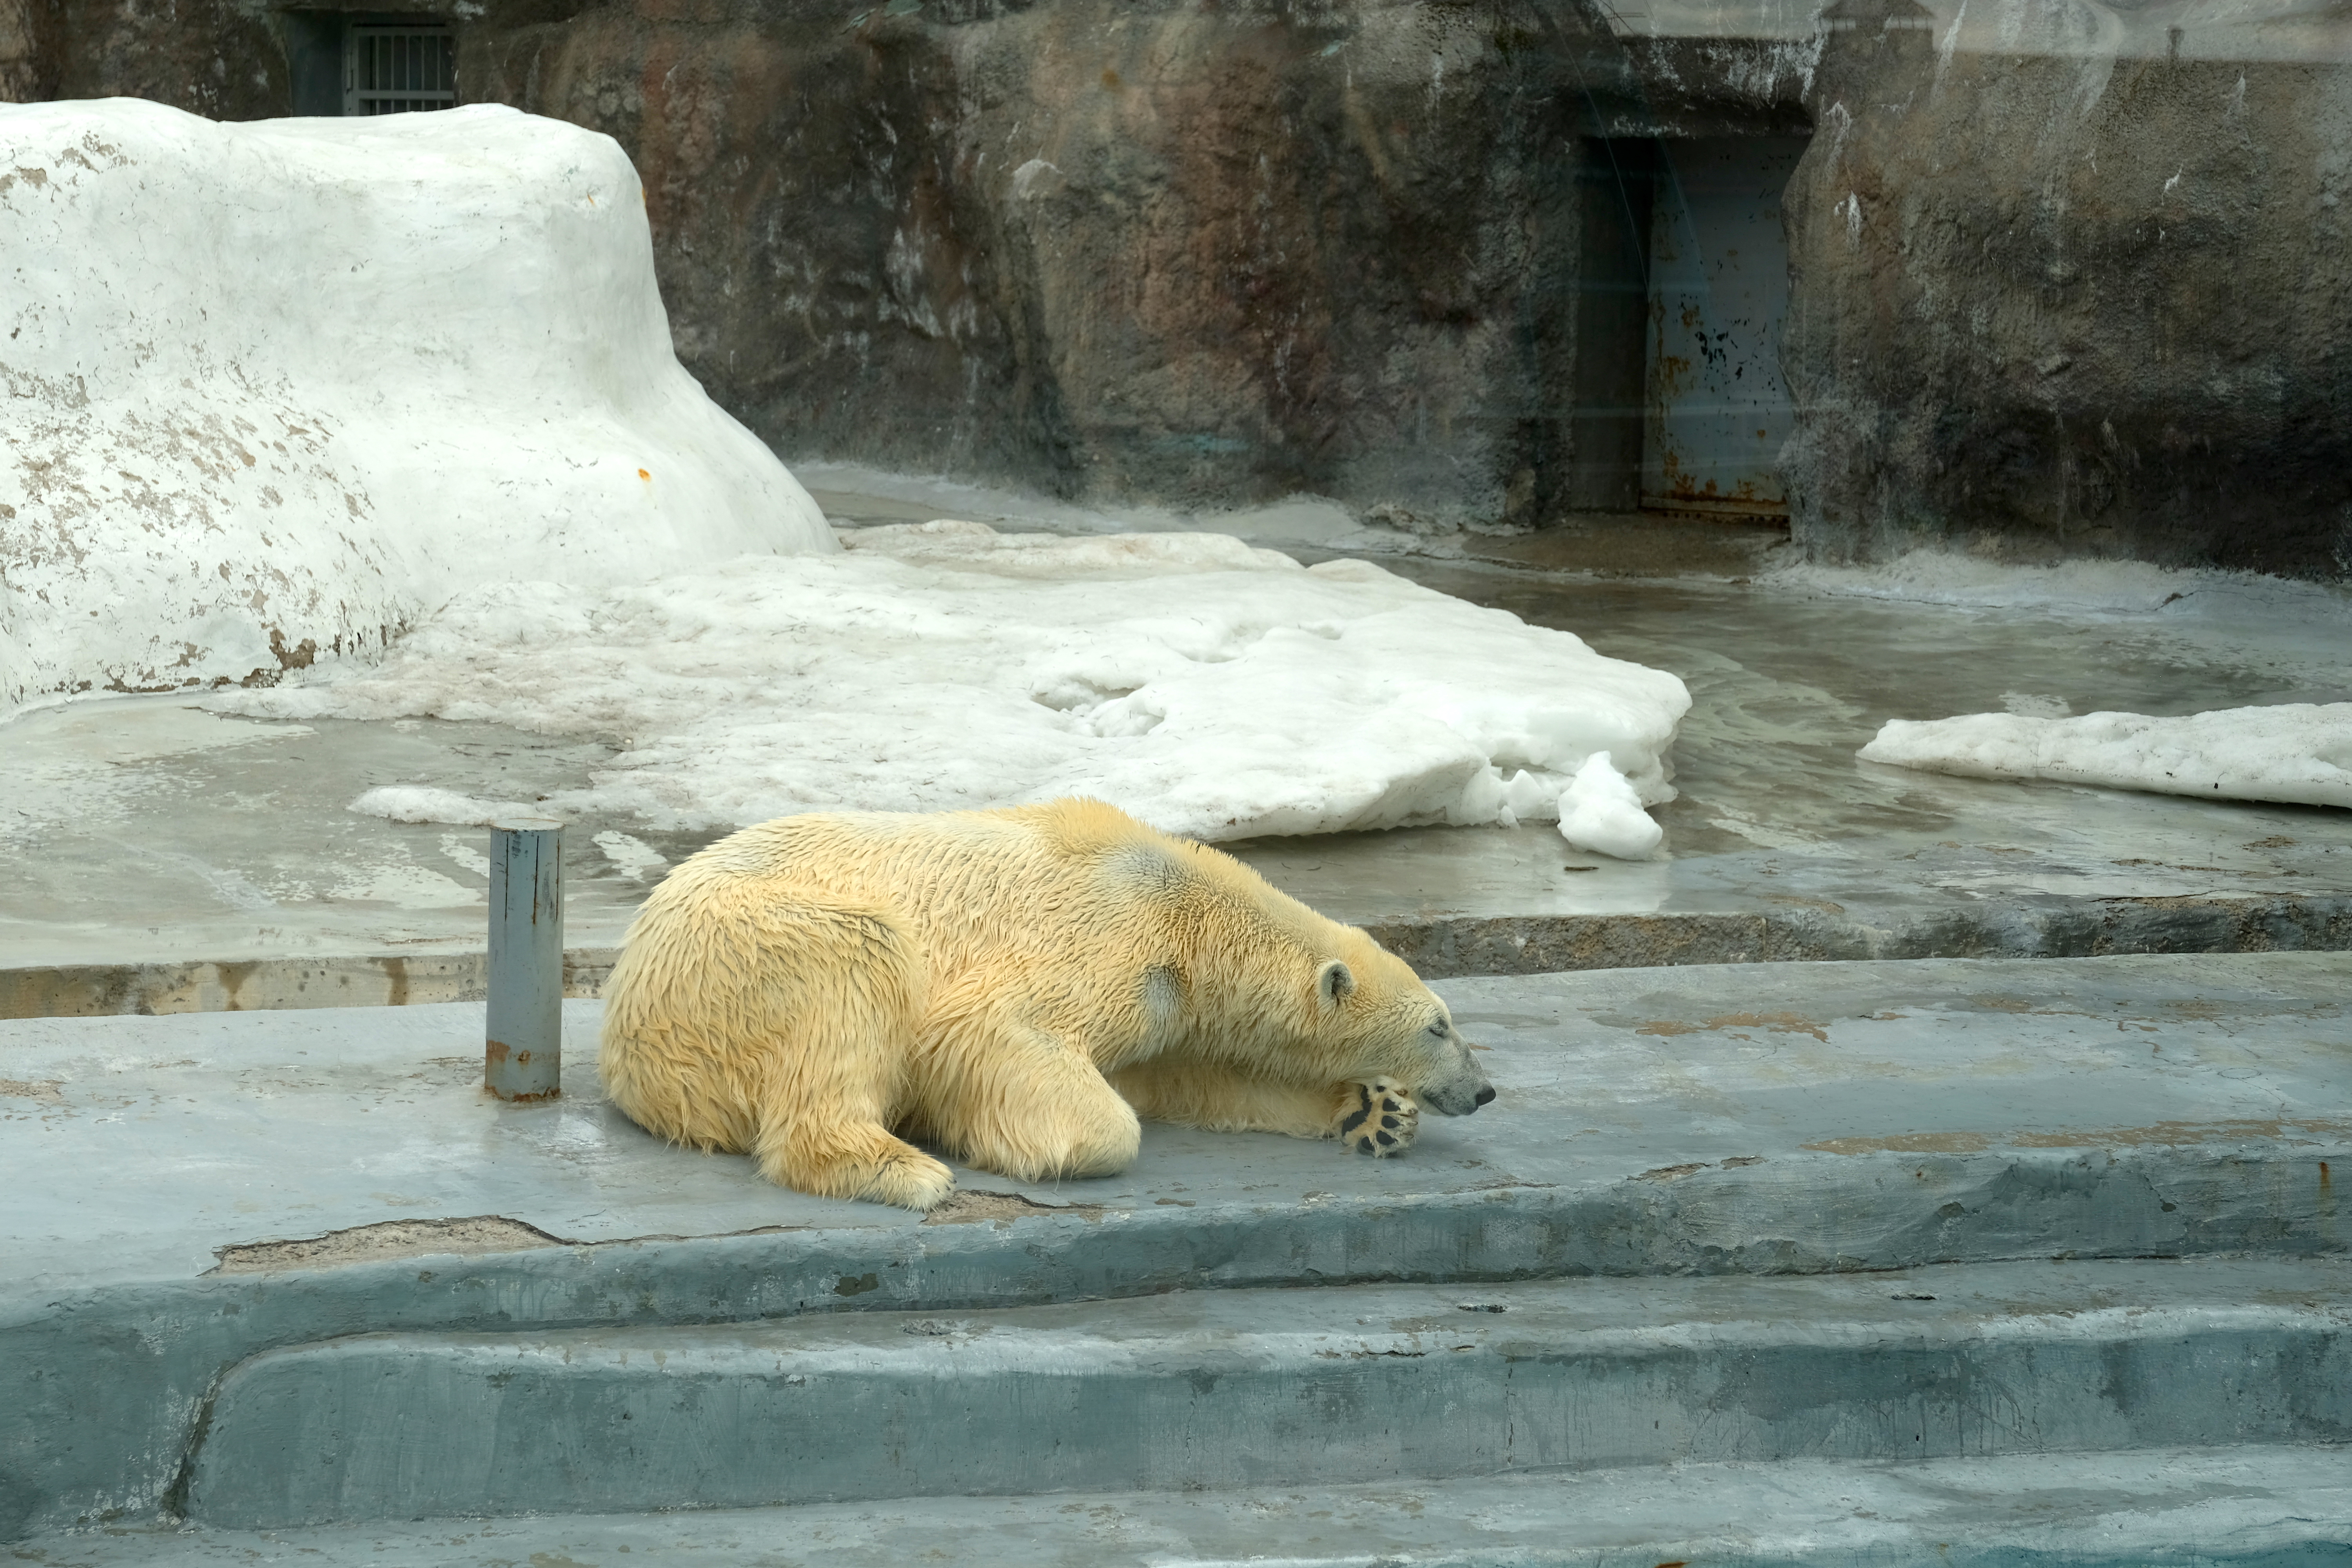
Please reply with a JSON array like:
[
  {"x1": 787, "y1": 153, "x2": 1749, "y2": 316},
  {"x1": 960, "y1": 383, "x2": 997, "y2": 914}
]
[{"x1": 486, "y1": 817, "x2": 564, "y2": 1102}]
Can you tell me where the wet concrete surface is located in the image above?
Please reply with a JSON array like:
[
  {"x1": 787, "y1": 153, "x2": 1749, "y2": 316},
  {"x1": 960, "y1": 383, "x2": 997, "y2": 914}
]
[
  {"x1": 2, "y1": 501, "x2": 2348, "y2": 989},
  {"x1": 182, "y1": 1258, "x2": 2352, "y2": 1526},
  {"x1": 7, "y1": 950, "x2": 2345, "y2": 1296},
  {"x1": 0, "y1": 951, "x2": 2345, "y2": 1539},
  {"x1": 21, "y1": 1445, "x2": 2351, "y2": 1567}
]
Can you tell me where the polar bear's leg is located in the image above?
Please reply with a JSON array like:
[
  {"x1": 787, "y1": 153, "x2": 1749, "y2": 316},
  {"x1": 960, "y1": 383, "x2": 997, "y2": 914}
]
[
  {"x1": 914, "y1": 1006, "x2": 1143, "y2": 1183},
  {"x1": 1109, "y1": 1060, "x2": 1423, "y2": 1155},
  {"x1": 737, "y1": 901, "x2": 956, "y2": 1211}
]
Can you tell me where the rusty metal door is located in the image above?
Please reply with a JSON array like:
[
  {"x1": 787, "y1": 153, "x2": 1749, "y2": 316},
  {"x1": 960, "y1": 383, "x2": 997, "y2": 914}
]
[{"x1": 1641, "y1": 138, "x2": 1807, "y2": 520}]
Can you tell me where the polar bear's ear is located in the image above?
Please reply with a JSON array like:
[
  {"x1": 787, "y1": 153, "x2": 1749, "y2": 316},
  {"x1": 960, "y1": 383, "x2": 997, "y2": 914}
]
[{"x1": 1316, "y1": 959, "x2": 1356, "y2": 1009}]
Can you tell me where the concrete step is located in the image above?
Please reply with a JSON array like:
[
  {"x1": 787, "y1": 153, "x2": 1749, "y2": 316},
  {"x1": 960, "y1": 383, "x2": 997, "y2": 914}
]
[
  {"x1": 4, "y1": 952, "x2": 2350, "y2": 1543},
  {"x1": 28, "y1": 1445, "x2": 2352, "y2": 1566},
  {"x1": 179, "y1": 1257, "x2": 2352, "y2": 1528}
]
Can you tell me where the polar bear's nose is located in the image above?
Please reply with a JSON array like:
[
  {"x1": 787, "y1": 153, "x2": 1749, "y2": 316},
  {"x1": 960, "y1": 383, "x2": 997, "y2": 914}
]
[{"x1": 1474, "y1": 1085, "x2": 1497, "y2": 1107}]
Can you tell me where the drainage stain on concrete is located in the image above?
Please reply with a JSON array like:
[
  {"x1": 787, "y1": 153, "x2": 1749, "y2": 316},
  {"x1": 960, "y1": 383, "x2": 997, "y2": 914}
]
[
  {"x1": 921, "y1": 1189, "x2": 1106, "y2": 1227},
  {"x1": 1805, "y1": 1132, "x2": 1996, "y2": 1155},
  {"x1": 2010, "y1": 1118, "x2": 2352, "y2": 1148},
  {"x1": 210, "y1": 1215, "x2": 564, "y2": 1274},
  {"x1": 1633, "y1": 1011, "x2": 1832, "y2": 1042},
  {"x1": 1806, "y1": 1119, "x2": 2352, "y2": 1156},
  {"x1": 0, "y1": 1077, "x2": 64, "y2": 1103}
]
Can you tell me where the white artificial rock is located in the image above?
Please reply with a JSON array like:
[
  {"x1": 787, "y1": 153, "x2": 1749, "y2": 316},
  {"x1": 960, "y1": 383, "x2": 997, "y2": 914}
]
[
  {"x1": 0, "y1": 99, "x2": 829, "y2": 721},
  {"x1": 256, "y1": 520, "x2": 1691, "y2": 842},
  {"x1": 1859, "y1": 704, "x2": 2352, "y2": 809},
  {"x1": 1555, "y1": 751, "x2": 1666, "y2": 860}
]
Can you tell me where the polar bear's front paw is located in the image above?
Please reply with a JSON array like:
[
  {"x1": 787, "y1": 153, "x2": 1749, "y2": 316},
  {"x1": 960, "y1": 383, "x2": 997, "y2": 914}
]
[
  {"x1": 1337, "y1": 1079, "x2": 1419, "y2": 1157},
  {"x1": 866, "y1": 1148, "x2": 958, "y2": 1211}
]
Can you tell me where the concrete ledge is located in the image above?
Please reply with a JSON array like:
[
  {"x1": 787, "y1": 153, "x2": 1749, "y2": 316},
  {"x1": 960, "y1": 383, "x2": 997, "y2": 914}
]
[
  {"x1": 9, "y1": 890, "x2": 2352, "y2": 1018},
  {"x1": 0, "y1": 949, "x2": 622, "y2": 1018},
  {"x1": 180, "y1": 1259, "x2": 2352, "y2": 1528},
  {"x1": 9, "y1": 1145, "x2": 2347, "y2": 1539},
  {"x1": 1370, "y1": 892, "x2": 2352, "y2": 977},
  {"x1": 24, "y1": 1445, "x2": 2352, "y2": 1567},
  {"x1": 6, "y1": 953, "x2": 2348, "y2": 1539}
]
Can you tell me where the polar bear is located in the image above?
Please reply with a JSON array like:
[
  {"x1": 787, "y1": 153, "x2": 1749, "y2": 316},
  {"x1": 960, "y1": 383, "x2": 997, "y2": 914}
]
[{"x1": 599, "y1": 798, "x2": 1495, "y2": 1209}]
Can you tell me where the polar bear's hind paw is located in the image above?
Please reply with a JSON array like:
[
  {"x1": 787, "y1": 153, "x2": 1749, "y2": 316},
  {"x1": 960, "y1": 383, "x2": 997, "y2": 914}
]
[{"x1": 1339, "y1": 1080, "x2": 1420, "y2": 1156}]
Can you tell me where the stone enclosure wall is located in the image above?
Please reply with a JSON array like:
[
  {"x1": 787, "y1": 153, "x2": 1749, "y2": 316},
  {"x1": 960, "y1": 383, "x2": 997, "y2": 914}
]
[{"x1": 12, "y1": 0, "x2": 2350, "y2": 572}]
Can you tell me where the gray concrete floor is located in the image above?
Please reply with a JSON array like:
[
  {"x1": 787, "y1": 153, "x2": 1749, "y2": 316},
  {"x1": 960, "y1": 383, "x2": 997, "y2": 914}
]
[
  {"x1": 6, "y1": 953, "x2": 2344, "y2": 1547},
  {"x1": 7, "y1": 951, "x2": 2344, "y2": 1297},
  {"x1": 27, "y1": 1446, "x2": 2352, "y2": 1567},
  {"x1": 3, "y1": 497, "x2": 2347, "y2": 976}
]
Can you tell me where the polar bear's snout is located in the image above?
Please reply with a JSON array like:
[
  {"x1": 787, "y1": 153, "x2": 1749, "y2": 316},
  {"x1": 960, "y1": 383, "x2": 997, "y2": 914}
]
[
  {"x1": 1415, "y1": 1031, "x2": 1495, "y2": 1117},
  {"x1": 1421, "y1": 1070, "x2": 1497, "y2": 1117}
]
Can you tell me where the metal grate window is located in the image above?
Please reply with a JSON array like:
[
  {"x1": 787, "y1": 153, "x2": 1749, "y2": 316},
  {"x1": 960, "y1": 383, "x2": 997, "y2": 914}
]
[{"x1": 345, "y1": 24, "x2": 456, "y2": 116}]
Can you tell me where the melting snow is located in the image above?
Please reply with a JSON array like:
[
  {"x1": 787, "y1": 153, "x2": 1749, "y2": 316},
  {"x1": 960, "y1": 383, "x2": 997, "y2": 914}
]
[
  {"x1": 1556, "y1": 753, "x2": 1667, "y2": 859},
  {"x1": 1860, "y1": 704, "x2": 2352, "y2": 809},
  {"x1": 249, "y1": 521, "x2": 1690, "y2": 843}
]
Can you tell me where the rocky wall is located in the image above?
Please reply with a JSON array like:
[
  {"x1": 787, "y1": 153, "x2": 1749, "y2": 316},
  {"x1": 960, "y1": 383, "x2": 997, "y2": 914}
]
[
  {"x1": 1782, "y1": 0, "x2": 2352, "y2": 574},
  {"x1": 13, "y1": 0, "x2": 2350, "y2": 571},
  {"x1": 475, "y1": 0, "x2": 1617, "y2": 528}
]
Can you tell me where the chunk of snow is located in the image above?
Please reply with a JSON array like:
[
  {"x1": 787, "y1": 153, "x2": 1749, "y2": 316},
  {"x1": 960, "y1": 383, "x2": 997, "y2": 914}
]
[
  {"x1": 230, "y1": 524, "x2": 1691, "y2": 842},
  {"x1": 1767, "y1": 551, "x2": 2280, "y2": 613},
  {"x1": 349, "y1": 786, "x2": 544, "y2": 827},
  {"x1": 594, "y1": 831, "x2": 671, "y2": 882},
  {"x1": 0, "y1": 99, "x2": 829, "y2": 722},
  {"x1": 1555, "y1": 752, "x2": 1666, "y2": 860},
  {"x1": 1859, "y1": 704, "x2": 2352, "y2": 809}
]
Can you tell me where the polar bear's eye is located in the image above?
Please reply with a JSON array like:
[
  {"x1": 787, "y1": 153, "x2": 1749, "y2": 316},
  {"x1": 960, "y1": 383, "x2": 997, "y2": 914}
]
[{"x1": 1427, "y1": 1019, "x2": 1450, "y2": 1037}]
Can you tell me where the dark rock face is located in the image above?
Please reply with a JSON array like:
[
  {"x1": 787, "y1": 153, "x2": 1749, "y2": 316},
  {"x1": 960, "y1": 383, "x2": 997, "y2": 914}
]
[
  {"x1": 479, "y1": 0, "x2": 1609, "y2": 528},
  {"x1": 1782, "y1": 4, "x2": 2352, "y2": 573},
  {"x1": 31, "y1": 0, "x2": 285, "y2": 116},
  {"x1": 11, "y1": 0, "x2": 2350, "y2": 571}
]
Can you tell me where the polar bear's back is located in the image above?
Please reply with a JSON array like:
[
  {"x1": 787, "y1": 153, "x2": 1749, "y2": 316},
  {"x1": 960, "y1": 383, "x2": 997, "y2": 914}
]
[{"x1": 642, "y1": 798, "x2": 1330, "y2": 967}]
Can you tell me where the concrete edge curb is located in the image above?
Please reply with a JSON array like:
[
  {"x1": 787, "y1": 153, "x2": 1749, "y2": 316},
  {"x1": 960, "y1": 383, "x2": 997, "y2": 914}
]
[
  {"x1": 8, "y1": 892, "x2": 2352, "y2": 1018},
  {"x1": 5, "y1": 1145, "x2": 2346, "y2": 1540}
]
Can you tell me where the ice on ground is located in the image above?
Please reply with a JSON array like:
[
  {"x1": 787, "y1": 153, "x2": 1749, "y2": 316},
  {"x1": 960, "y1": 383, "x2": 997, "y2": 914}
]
[
  {"x1": 1860, "y1": 704, "x2": 2352, "y2": 810},
  {"x1": 349, "y1": 787, "x2": 548, "y2": 828},
  {"x1": 0, "y1": 100, "x2": 828, "y2": 723},
  {"x1": 1555, "y1": 753, "x2": 1667, "y2": 860},
  {"x1": 231, "y1": 521, "x2": 1691, "y2": 842},
  {"x1": 593, "y1": 831, "x2": 671, "y2": 882},
  {"x1": 1769, "y1": 549, "x2": 2352, "y2": 620}
]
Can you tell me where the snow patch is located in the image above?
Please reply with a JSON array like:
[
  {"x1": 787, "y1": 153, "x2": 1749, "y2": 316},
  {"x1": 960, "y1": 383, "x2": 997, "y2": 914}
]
[
  {"x1": 0, "y1": 99, "x2": 829, "y2": 723},
  {"x1": 1860, "y1": 704, "x2": 2352, "y2": 809},
  {"x1": 594, "y1": 831, "x2": 671, "y2": 882},
  {"x1": 234, "y1": 524, "x2": 1691, "y2": 842},
  {"x1": 1769, "y1": 550, "x2": 2350, "y2": 618},
  {"x1": 1555, "y1": 752, "x2": 1667, "y2": 860},
  {"x1": 349, "y1": 787, "x2": 544, "y2": 827}
]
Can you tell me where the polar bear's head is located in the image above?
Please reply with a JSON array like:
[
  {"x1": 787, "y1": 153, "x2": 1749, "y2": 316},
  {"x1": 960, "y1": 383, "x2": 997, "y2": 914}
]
[{"x1": 1307, "y1": 940, "x2": 1496, "y2": 1117}]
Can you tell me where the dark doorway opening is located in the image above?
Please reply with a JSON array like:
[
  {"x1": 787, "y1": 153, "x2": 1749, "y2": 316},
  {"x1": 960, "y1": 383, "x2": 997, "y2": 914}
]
[
  {"x1": 280, "y1": 13, "x2": 457, "y2": 117},
  {"x1": 1566, "y1": 135, "x2": 1807, "y2": 521},
  {"x1": 1567, "y1": 138, "x2": 1657, "y2": 514}
]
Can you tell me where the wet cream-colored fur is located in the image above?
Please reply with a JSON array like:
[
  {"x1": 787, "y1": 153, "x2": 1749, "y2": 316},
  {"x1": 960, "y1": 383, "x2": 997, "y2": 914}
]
[{"x1": 599, "y1": 799, "x2": 1495, "y2": 1210}]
